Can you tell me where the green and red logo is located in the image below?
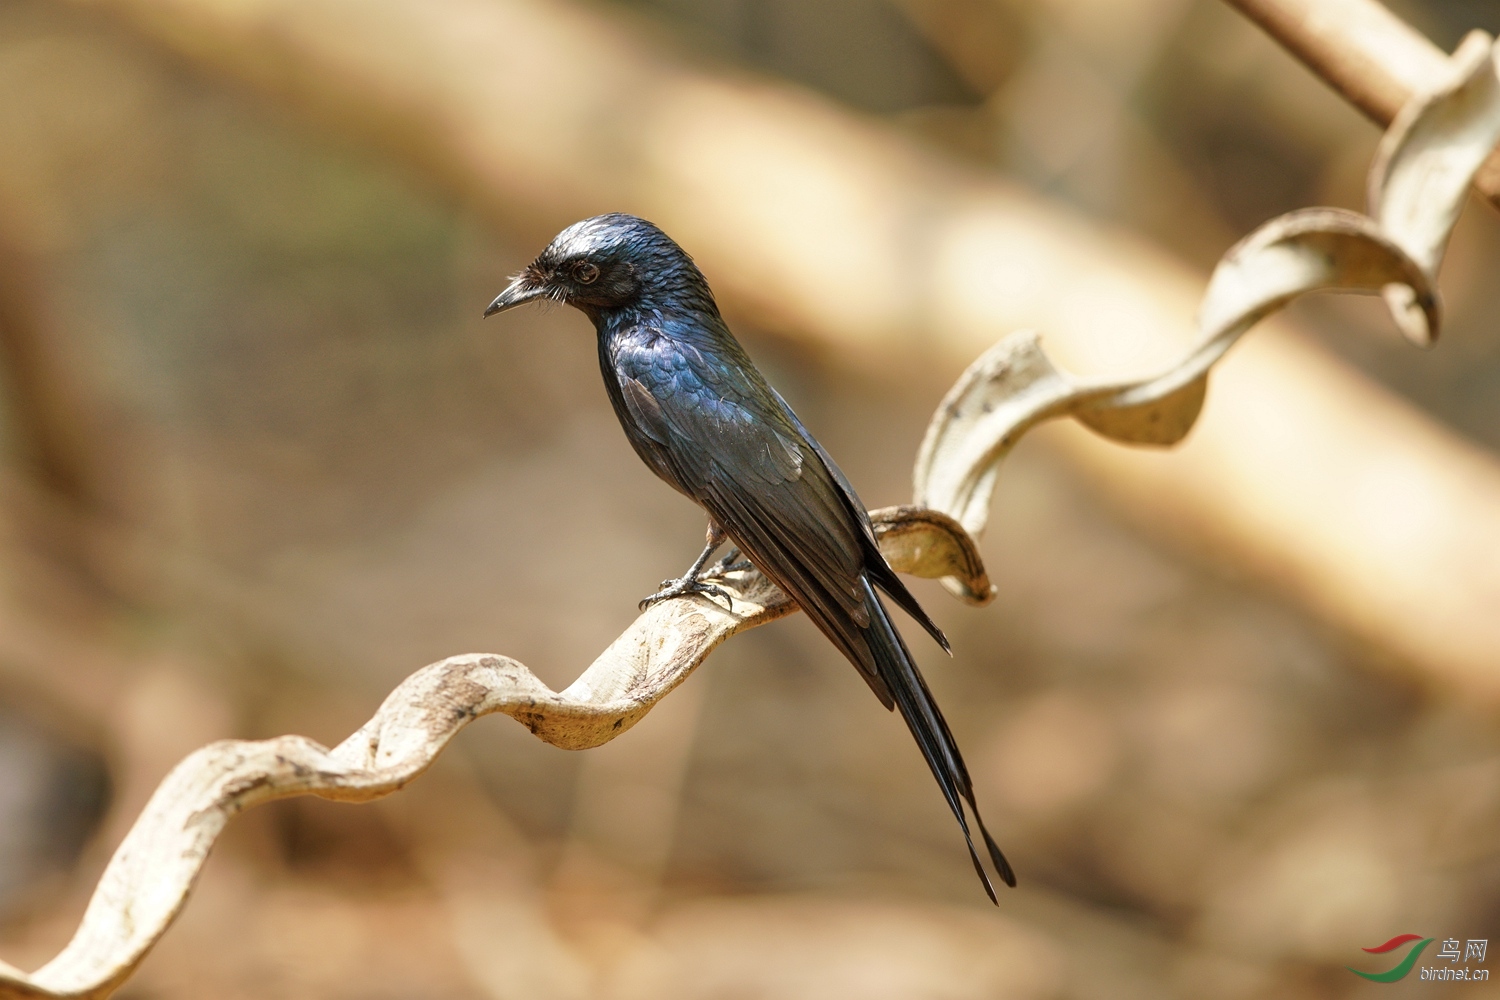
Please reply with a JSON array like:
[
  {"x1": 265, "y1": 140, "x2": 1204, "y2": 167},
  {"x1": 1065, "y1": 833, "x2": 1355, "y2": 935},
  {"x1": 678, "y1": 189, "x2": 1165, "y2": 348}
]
[
  {"x1": 1348, "y1": 934, "x2": 1490, "y2": 982},
  {"x1": 1348, "y1": 934, "x2": 1434, "y2": 982}
]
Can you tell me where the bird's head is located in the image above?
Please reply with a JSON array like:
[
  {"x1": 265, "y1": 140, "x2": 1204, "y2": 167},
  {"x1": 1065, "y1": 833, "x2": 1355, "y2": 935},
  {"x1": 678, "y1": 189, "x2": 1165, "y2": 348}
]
[{"x1": 484, "y1": 213, "x2": 704, "y2": 320}]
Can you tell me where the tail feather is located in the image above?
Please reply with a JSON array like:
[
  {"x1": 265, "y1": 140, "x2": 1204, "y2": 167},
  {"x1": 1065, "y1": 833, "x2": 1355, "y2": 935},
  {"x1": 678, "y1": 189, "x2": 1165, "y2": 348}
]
[
  {"x1": 866, "y1": 550, "x2": 951, "y2": 654},
  {"x1": 860, "y1": 577, "x2": 1016, "y2": 895}
]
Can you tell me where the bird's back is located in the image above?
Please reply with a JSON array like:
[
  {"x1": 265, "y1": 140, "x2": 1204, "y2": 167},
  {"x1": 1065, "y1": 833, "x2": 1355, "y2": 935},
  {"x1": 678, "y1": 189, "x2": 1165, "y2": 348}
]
[{"x1": 600, "y1": 310, "x2": 875, "y2": 661}]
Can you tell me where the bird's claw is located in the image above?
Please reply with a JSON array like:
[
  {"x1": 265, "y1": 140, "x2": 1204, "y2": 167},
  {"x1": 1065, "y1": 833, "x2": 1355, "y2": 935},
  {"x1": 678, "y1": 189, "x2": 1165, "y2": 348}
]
[
  {"x1": 704, "y1": 547, "x2": 752, "y2": 578},
  {"x1": 638, "y1": 576, "x2": 736, "y2": 612}
]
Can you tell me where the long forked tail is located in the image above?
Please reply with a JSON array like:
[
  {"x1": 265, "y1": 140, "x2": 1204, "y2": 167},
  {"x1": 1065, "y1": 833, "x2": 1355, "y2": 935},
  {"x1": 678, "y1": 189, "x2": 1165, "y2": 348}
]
[{"x1": 860, "y1": 576, "x2": 1016, "y2": 900}]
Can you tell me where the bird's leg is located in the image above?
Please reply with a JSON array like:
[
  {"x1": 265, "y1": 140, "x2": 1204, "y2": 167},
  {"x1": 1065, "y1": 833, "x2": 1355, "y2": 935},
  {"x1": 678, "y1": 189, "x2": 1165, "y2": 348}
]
[
  {"x1": 708, "y1": 545, "x2": 752, "y2": 576},
  {"x1": 639, "y1": 521, "x2": 738, "y2": 611}
]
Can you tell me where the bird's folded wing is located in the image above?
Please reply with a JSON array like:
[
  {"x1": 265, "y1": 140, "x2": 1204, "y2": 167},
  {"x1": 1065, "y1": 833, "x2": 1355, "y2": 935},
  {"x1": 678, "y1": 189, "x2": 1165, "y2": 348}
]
[{"x1": 618, "y1": 336, "x2": 894, "y2": 697}]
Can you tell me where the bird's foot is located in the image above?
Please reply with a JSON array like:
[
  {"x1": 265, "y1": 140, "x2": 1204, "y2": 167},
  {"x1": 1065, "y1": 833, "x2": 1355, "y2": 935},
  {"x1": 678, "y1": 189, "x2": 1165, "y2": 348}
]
[
  {"x1": 705, "y1": 547, "x2": 752, "y2": 578},
  {"x1": 638, "y1": 575, "x2": 736, "y2": 613}
]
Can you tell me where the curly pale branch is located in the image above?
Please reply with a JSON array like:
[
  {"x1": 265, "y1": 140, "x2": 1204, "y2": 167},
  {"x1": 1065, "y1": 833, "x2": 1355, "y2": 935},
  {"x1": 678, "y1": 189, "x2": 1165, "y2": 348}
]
[
  {"x1": 916, "y1": 32, "x2": 1500, "y2": 543},
  {"x1": 0, "y1": 504, "x2": 986, "y2": 1000}
]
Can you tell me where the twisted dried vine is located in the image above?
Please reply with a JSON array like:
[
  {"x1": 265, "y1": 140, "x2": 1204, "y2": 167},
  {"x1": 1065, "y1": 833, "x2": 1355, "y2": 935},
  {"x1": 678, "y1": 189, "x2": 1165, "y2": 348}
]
[
  {"x1": 916, "y1": 31, "x2": 1500, "y2": 545},
  {"x1": 0, "y1": 503, "x2": 988, "y2": 1000},
  {"x1": 0, "y1": 26, "x2": 1496, "y2": 1000}
]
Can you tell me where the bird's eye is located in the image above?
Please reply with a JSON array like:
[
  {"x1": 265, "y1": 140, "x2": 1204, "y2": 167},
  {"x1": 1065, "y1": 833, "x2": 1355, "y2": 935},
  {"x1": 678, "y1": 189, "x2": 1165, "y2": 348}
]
[{"x1": 572, "y1": 262, "x2": 600, "y2": 284}]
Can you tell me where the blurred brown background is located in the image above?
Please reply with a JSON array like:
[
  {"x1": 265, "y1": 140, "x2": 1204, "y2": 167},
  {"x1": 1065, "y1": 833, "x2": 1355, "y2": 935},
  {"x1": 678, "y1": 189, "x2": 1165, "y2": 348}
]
[{"x1": 0, "y1": 0, "x2": 1499, "y2": 997}]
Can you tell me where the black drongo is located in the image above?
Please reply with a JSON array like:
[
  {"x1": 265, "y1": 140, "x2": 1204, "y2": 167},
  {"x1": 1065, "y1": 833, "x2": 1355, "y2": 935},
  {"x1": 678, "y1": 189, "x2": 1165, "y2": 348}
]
[{"x1": 486, "y1": 214, "x2": 1014, "y2": 898}]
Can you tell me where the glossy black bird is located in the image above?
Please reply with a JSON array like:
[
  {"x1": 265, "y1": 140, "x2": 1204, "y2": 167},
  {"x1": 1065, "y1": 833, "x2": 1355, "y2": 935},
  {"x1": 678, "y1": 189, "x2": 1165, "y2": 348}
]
[{"x1": 485, "y1": 214, "x2": 1015, "y2": 899}]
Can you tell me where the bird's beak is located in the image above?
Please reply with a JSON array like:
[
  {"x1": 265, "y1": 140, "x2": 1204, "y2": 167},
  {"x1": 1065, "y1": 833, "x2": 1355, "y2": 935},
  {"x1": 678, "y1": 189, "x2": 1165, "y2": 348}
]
[{"x1": 483, "y1": 276, "x2": 548, "y2": 317}]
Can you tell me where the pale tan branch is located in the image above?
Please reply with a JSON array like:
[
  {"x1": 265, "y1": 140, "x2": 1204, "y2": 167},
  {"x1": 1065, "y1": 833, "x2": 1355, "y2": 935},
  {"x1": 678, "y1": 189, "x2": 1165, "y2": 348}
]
[
  {"x1": 1223, "y1": 0, "x2": 1500, "y2": 210},
  {"x1": 0, "y1": 503, "x2": 985, "y2": 1000}
]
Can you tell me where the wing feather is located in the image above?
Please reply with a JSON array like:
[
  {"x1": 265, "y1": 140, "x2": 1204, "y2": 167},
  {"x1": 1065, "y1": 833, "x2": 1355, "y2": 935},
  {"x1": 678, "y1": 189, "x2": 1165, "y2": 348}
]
[
  {"x1": 609, "y1": 321, "x2": 1012, "y2": 894},
  {"x1": 619, "y1": 339, "x2": 868, "y2": 620}
]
